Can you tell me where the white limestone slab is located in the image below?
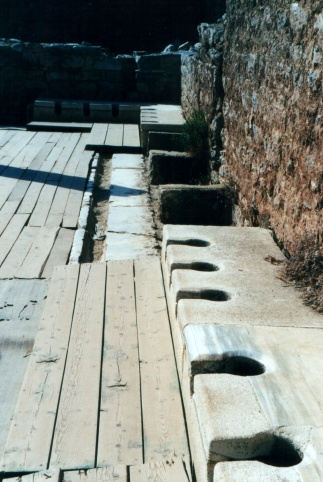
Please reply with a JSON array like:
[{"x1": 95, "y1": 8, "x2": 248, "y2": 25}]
[
  {"x1": 186, "y1": 324, "x2": 323, "y2": 427},
  {"x1": 108, "y1": 206, "x2": 154, "y2": 236},
  {"x1": 162, "y1": 225, "x2": 322, "y2": 330},
  {"x1": 161, "y1": 225, "x2": 323, "y2": 482},
  {"x1": 111, "y1": 153, "x2": 144, "y2": 169},
  {"x1": 194, "y1": 374, "x2": 272, "y2": 462},
  {"x1": 109, "y1": 169, "x2": 149, "y2": 207},
  {"x1": 141, "y1": 104, "x2": 184, "y2": 131},
  {"x1": 106, "y1": 232, "x2": 156, "y2": 260},
  {"x1": 213, "y1": 461, "x2": 302, "y2": 481}
]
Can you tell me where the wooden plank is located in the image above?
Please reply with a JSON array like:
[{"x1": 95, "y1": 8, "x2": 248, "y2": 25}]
[
  {"x1": 0, "y1": 278, "x2": 50, "y2": 456},
  {"x1": 47, "y1": 134, "x2": 80, "y2": 182},
  {"x1": 45, "y1": 135, "x2": 82, "y2": 227},
  {"x1": 123, "y1": 124, "x2": 140, "y2": 147},
  {"x1": 0, "y1": 143, "x2": 40, "y2": 209},
  {"x1": 0, "y1": 131, "x2": 35, "y2": 158},
  {"x1": 0, "y1": 211, "x2": 13, "y2": 236},
  {"x1": 134, "y1": 257, "x2": 190, "y2": 462},
  {"x1": 0, "y1": 133, "x2": 52, "y2": 209},
  {"x1": 29, "y1": 181, "x2": 59, "y2": 227},
  {"x1": 105, "y1": 123, "x2": 124, "y2": 146},
  {"x1": 15, "y1": 226, "x2": 59, "y2": 279},
  {"x1": 62, "y1": 145, "x2": 92, "y2": 228},
  {"x1": 3, "y1": 469, "x2": 61, "y2": 482},
  {"x1": 0, "y1": 265, "x2": 80, "y2": 472},
  {"x1": 63, "y1": 467, "x2": 127, "y2": 482},
  {"x1": 14, "y1": 133, "x2": 70, "y2": 213},
  {"x1": 0, "y1": 130, "x2": 16, "y2": 148},
  {"x1": 87, "y1": 123, "x2": 109, "y2": 146},
  {"x1": 61, "y1": 183, "x2": 87, "y2": 228},
  {"x1": 50, "y1": 263, "x2": 106, "y2": 470},
  {"x1": 0, "y1": 132, "x2": 30, "y2": 174},
  {"x1": 27, "y1": 121, "x2": 92, "y2": 132},
  {"x1": 28, "y1": 131, "x2": 53, "y2": 146},
  {"x1": 49, "y1": 131, "x2": 64, "y2": 142},
  {"x1": 0, "y1": 214, "x2": 29, "y2": 266},
  {"x1": 5, "y1": 142, "x2": 56, "y2": 213},
  {"x1": 130, "y1": 460, "x2": 191, "y2": 482},
  {"x1": 97, "y1": 260, "x2": 142, "y2": 467},
  {"x1": 41, "y1": 228, "x2": 75, "y2": 278},
  {"x1": 0, "y1": 277, "x2": 49, "y2": 323},
  {"x1": 17, "y1": 144, "x2": 64, "y2": 215},
  {"x1": 22, "y1": 139, "x2": 69, "y2": 219},
  {"x1": 0, "y1": 226, "x2": 40, "y2": 278}
]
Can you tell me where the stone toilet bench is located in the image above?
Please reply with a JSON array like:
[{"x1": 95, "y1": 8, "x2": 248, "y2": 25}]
[
  {"x1": 32, "y1": 99, "x2": 154, "y2": 124},
  {"x1": 161, "y1": 225, "x2": 323, "y2": 482}
]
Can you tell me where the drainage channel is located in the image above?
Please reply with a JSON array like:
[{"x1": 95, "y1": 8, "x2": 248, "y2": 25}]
[
  {"x1": 72, "y1": 152, "x2": 159, "y2": 263},
  {"x1": 72, "y1": 147, "x2": 236, "y2": 262},
  {"x1": 81, "y1": 154, "x2": 112, "y2": 263}
]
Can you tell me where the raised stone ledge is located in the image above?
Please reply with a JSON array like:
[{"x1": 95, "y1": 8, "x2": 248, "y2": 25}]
[{"x1": 161, "y1": 225, "x2": 323, "y2": 481}]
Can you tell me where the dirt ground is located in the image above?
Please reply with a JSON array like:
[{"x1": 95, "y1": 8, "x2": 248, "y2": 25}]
[{"x1": 91, "y1": 156, "x2": 112, "y2": 262}]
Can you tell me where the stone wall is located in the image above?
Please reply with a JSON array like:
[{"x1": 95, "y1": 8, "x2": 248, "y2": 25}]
[
  {"x1": 0, "y1": 0, "x2": 226, "y2": 54},
  {"x1": 181, "y1": 21, "x2": 224, "y2": 181},
  {"x1": 0, "y1": 40, "x2": 181, "y2": 125},
  {"x1": 223, "y1": 0, "x2": 322, "y2": 255},
  {"x1": 182, "y1": 3, "x2": 322, "y2": 256}
]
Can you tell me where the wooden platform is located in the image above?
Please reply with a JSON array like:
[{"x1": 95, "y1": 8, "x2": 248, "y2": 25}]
[
  {"x1": 86, "y1": 123, "x2": 141, "y2": 151},
  {"x1": 0, "y1": 130, "x2": 93, "y2": 279},
  {"x1": 27, "y1": 122, "x2": 93, "y2": 132},
  {"x1": 0, "y1": 278, "x2": 49, "y2": 457},
  {"x1": 0, "y1": 258, "x2": 190, "y2": 476},
  {"x1": 3, "y1": 461, "x2": 191, "y2": 482}
]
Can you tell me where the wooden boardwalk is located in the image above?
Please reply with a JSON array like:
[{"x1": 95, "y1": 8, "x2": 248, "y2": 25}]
[
  {"x1": 3, "y1": 461, "x2": 190, "y2": 482},
  {"x1": 0, "y1": 124, "x2": 141, "y2": 279},
  {"x1": 0, "y1": 130, "x2": 91, "y2": 278},
  {"x1": 0, "y1": 257, "x2": 190, "y2": 479},
  {"x1": 86, "y1": 123, "x2": 141, "y2": 151}
]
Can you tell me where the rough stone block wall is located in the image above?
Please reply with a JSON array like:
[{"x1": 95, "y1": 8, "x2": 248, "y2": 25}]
[
  {"x1": 181, "y1": 21, "x2": 224, "y2": 180},
  {"x1": 0, "y1": 41, "x2": 136, "y2": 125},
  {"x1": 137, "y1": 54, "x2": 181, "y2": 103},
  {"x1": 223, "y1": 0, "x2": 322, "y2": 255},
  {"x1": 0, "y1": 41, "x2": 182, "y2": 125},
  {"x1": 0, "y1": 0, "x2": 226, "y2": 54}
]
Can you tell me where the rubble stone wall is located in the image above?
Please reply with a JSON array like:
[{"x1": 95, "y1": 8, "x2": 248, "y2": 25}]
[
  {"x1": 223, "y1": 0, "x2": 322, "y2": 254},
  {"x1": 0, "y1": 0, "x2": 226, "y2": 54},
  {"x1": 182, "y1": 2, "x2": 322, "y2": 256},
  {"x1": 181, "y1": 21, "x2": 224, "y2": 181},
  {"x1": 0, "y1": 40, "x2": 181, "y2": 125}
]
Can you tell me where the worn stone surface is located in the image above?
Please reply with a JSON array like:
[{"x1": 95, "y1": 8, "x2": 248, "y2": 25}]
[
  {"x1": 189, "y1": 325, "x2": 323, "y2": 480},
  {"x1": 106, "y1": 154, "x2": 157, "y2": 260},
  {"x1": 141, "y1": 105, "x2": 184, "y2": 152},
  {"x1": 161, "y1": 224, "x2": 323, "y2": 481},
  {"x1": 213, "y1": 461, "x2": 302, "y2": 481},
  {"x1": 162, "y1": 225, "x2": 322, "y2": 335},
  {"x1": 223, "y1": 1, "x2": 322, "y2": 256}
]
